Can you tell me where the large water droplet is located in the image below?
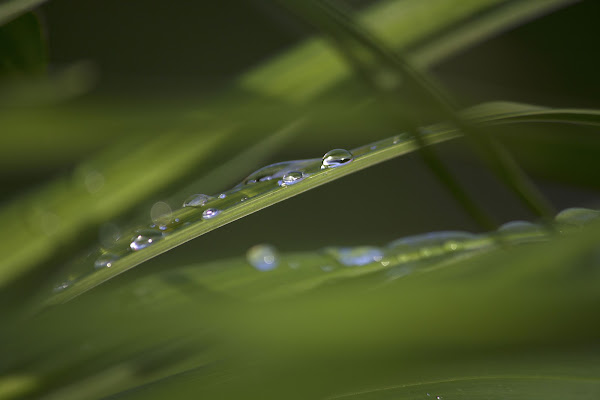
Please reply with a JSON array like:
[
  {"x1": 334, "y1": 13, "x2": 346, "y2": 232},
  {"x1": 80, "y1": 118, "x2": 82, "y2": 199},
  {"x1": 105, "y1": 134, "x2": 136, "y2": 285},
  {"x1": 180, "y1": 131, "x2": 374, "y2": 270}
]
[
  {"x1": 183, "y1": 194, "x2": 215, "y2": 208},
  {"x1": 247, "y1": 244, "x2": 279, "y2": 271},
  {"x1": 321, "y1": 149, "x2": 353, "y2": 169},
  {"x1": 388, "y1": 231, "x2": 480, "y2": 254},
  {"x1": 555, "y1": 208, "x2": 600, "y2": 227},
  {"x1": 151, "y1": 201, "x2": 172, "y2": 223},
  {"x1": 202, "y1": 208, "x2": 221, "y2": 219},
  {"x1": 279, "y1": 171, "x2": 304, "y2": 187},
  {"x1": 498, "y1": 221, "x2": 548, "y2": 242},
  {"x1": 130, "y1": 229, "x2": 163, "y2": 251},
  {"x1": 328, "y1": 246, "x2": 384, "y2": 267},
  {"x1": 94, "y1": 253, "x2": 120, "y2": 269},
  {"x1": 242, "y1": 160, "x2": 316, "y2": 185}
]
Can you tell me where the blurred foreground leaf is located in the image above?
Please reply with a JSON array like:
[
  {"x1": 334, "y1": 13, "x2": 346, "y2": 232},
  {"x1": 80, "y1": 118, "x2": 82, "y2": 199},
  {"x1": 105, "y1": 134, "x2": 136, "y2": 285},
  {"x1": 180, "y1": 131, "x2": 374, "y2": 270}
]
[
  {"x1": 0, "y1": 0, "x2": 47, "y2": 26},
  {"x1": 4, "y1": 212, "x2": 599, "y2": 399}
]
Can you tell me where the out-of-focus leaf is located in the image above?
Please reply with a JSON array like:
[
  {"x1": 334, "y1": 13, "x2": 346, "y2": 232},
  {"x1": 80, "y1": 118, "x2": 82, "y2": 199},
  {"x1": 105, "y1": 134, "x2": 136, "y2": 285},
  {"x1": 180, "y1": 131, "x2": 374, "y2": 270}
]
[
  {"x1": 0, "y1": 0, "x2": 47, "y2": 26},
  {"x1": 5, "y1": 213, "x2": 599, "y2": 399}
]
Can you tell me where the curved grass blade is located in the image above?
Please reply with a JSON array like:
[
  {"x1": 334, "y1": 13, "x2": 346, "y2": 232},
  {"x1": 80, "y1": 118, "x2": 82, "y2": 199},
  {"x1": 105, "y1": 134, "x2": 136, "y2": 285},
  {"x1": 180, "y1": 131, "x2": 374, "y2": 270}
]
[
  {"x1": 0, "y1": 0, "x2": 532, "y2": 290},
  {"x1": 44, "y1": 105, "x2": 600, "y2": 305},
  {"x1": 464, "y1": 101, "x2": 600, "y2": 127},
  {"x1": 278, "y1": 0, "x2": 557, "y2": 221}
]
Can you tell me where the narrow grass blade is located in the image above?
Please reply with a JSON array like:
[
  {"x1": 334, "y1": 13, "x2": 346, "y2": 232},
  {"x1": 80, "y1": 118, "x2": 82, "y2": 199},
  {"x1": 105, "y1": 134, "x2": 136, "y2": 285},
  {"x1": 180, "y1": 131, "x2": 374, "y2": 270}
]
[
  {"x1": 0, "y1": 0, "x2": 525, "y2": 290},
  {"x1": 44, "y1": 105, "x2": 600, "y2": 305}
]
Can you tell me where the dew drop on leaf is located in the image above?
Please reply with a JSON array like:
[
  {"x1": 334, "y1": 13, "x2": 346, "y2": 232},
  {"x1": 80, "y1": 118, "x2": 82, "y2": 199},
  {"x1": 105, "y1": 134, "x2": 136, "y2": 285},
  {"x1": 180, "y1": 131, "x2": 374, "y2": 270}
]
[
  {"x1": 555, "y1": 207, "x2": 600, "y2": 227},
  {"x1": 247, "y1": 244, "x2": 279, "y2": 271},
  {"x1": 279, "y1": 171, "x2": 304, "y2": 186},
  {"x1": 202, "y1": 208, "x2": 221, "y2": 219},
  {"x1": 183, "y1": 194, "x2": 214, "y2": 208},
  {"x1": 94, "y1": 253, "x2": 120, "y2": 269},
  {"x1": 130, "y1": 229, "x2": 163, "y2": 251},
  {"x1": 329, "y1": 246, "x2": 384, "y2": 266},
  {"x1": 321, "y1": 149, "x2": 353, "y2": 169}
]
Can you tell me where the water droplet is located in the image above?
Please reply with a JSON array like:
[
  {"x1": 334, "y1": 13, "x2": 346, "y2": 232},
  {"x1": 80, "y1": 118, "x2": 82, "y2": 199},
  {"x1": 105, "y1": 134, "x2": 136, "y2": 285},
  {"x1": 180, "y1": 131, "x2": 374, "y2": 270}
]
[
  {"x1": 388, "y1": 231, "x2": 479, "y2": 254},
  {"x1": 242, "y1": 160, "x2": 316, "y2": 185},
  {"x1": 328, "y1": 246, "x2": 384, "y2": 267},
  {"x1": 183, "y1": 194, "x2": 214, "y2": 208},
  {"x1": 53, "y1": 280, "x2": 72, "y2": 293},
  {"x1": 393, "y1": 133, "x2": 409, "y2": 144},
  {"x1": 247, "y1": 244, "x2": 279, "y2": 271},
  {"x1": 370, "y1": 145, "x2": 377, "y2": 150},
  {"x1": 130, "y1": 229, "x2": 163, "y2": 251},
  {"x1": 240, "y1": 197, "x2": 248, "y2": 202},
  {"x1": 218, "y1": 193, "x2": 227, "y2": 199},
  {"x1": 202, "y1": 208, "x2": 221, "y2": 219},
  {"x1": 94, "y1": 253, "x2": 119, "y2": 269},
  {"x1": 279, "y1": 171, "x2": 304, "y2": 187},
  {"x1": 151, "y1": 201, "x2": 172, "y2": 223},
  {"x1": 555, "y1": 208, "x2": 600, "y2": 227},
  {"x1": 321, "y1": 149, "x2": 353, "y2": 169},
  {"x1": 497, "y1": 220, "x2": 546, "y2": 239}
]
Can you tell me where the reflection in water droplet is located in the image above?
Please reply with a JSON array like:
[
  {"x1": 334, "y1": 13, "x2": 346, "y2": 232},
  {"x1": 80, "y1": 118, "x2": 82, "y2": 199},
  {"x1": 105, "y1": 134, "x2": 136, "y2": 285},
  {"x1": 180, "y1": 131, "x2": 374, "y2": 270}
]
[
  {"x1": 183, "y1": 194, "x2": 214, "y2": 208},
  {"x1": 240, "y1": 197, "x2": 248, "y2": 202},
  {"x1": 322, "y1": 149, "x2": 353, "y2": 169},
  {"x1": 202, "y1": 208, "x2": 221, "y2": 219},
  {"x1": 219, "y1": 193, "x2": 227, "y2": 199},
  {"x1": 280, "y1": 171, "x2": 304, "y2": 187},
  {"x1": 94, "y1": 253, "x2": 119, "y2": 269},
  {"x1": 555, "y1": 208, "x2": 600, "y2": 227},
  {"x1": 151, "y1": 201, "x2": 172, "y2": 223},
  {"x1": 247, "y1": 244, "x2": 279, "y2": 271},
  {"x1": 130, "y1": 229, "x2": 163, "y2": 251},
  {"x1": 330, "y1": 246, "x2": 384, "y2": 267},
  {"x1": 370, "y1": 145, "x2": 377, "y2": 150}
]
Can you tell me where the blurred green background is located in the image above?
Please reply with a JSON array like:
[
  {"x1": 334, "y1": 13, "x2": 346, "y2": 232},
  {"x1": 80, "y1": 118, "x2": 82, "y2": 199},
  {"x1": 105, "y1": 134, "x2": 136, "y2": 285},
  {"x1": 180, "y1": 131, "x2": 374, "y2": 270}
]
[{"x1": 1, "y1": 0, "x2": 599, "y2": 275}]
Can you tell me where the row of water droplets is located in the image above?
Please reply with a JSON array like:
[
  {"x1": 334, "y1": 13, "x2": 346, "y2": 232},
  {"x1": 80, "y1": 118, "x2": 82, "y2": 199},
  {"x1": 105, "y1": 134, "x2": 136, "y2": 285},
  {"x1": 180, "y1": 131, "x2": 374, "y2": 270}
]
[
  {"x1": 245, "y1": 208, "x2": 600, "y2": 276},
  {"x1": 54, "y1": 145, "x2": 371, "y2": 292}
]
